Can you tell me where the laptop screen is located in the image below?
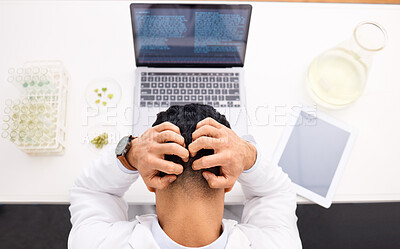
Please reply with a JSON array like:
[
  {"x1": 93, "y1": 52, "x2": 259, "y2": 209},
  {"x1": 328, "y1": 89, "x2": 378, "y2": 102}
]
[{"x1": 130, "y1": 4, "x2": 252, "y2": 68}]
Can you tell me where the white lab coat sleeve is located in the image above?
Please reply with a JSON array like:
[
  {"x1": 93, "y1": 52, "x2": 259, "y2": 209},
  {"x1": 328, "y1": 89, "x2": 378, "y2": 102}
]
[
  {"x1": 68, "y1": 149, "x2": 140, "y2": 249},
  {"x1": 237, "y1": 135, "x2": 302, "y2": 249}
]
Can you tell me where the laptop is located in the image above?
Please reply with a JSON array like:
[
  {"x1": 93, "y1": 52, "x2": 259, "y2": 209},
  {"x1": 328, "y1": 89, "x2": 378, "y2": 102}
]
[{"x1": 130, "y1": 4, "x2": 252, "y2": 136}]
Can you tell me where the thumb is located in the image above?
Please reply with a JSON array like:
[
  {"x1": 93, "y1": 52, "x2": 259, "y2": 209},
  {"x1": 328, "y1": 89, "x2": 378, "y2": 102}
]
[
  {"x1": 202, "y1": 171, "x2": 227, "y2": 189},
  {"x1": 148, "y1": 175, "x2": 177, "y2": 191},
  {"x1": 159, "y1": 174, "x2": 177, "y2": 189},
  {"x1": 162, "y1": 174, "x2": 177, "y2": 185}
]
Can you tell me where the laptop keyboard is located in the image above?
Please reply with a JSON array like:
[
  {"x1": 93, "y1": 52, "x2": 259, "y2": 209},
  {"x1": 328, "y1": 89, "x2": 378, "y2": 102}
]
[{"x1": 140, "y1": 72, "x2": 241, "y2": 108}]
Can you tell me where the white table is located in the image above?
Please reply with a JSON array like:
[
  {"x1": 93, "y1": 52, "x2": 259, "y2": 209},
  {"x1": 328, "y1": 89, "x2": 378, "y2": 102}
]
[{"x1": 0, "y1": 0, "x2": 399, "y2": 204}]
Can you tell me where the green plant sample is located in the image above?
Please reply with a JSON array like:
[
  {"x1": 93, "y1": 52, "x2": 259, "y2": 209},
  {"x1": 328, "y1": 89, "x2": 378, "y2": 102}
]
[{"x1": 91, "y1": 132, "x2": 108, "y2": 149}]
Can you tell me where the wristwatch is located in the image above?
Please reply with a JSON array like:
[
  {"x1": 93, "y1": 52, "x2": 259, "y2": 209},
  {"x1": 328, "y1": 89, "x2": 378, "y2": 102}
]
[{"x1": 116, "y1": 135, "x2": 137, "y2": 171}]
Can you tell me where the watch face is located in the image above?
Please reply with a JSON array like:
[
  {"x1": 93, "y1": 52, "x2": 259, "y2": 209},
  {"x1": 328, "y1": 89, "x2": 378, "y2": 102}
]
[{"x1": 116, "y1": 135, "x2": 130, "y2": 155}]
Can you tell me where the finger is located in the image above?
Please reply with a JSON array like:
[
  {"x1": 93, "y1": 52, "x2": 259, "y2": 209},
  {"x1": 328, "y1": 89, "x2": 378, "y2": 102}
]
[
  {"x1": 203, "y1": 171, "x2": 233, "y2": 189},
  {"x1": 192, "y1": 125, "x2": 221, "y2": 141},
  {"x1": 196, "y1": 117, "x2": 223, "y2": 130},
  {"x1": 156, "y1": 130, "x2": 185, "y2": 146},
  {"x1": 148, "y1": 174, "x2": 177, "y2": 190},
  {"x1": 192, "y1": 153, "x2": 224, "y2": 170},
  {"x1": 157, "y1": 143, "x2": 189, "y2": 162},
  {"x1": 153, "y1": 122, "x2": 180, "y2": 134},
  {"x1": 153, "y1": 158, "x2": 184, "y2": 175},
  {"x1": 188, "y1": 136, "x2": 219, "y2": 157}
]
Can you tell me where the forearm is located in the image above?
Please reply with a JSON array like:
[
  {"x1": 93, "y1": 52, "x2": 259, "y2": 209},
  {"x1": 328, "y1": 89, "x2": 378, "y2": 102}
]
[
  {"x1": 239, "y1": 135, "x2": 295, "y2": 208},
  {"x1": 68, "y1": 149, "x2": 139, "y2": 248},
  {"x1": 238, "y1": 156, "x2": 297, "y2": 227},
  {"x1": 74, "y1": 150, "x2": 137, "y2": 191},
  {"x1": 237, "y1": 137, "x2": 301, "y2": 248},
  {"x1": 238, "y1": 145, "x2": 293, "y2": 197}
]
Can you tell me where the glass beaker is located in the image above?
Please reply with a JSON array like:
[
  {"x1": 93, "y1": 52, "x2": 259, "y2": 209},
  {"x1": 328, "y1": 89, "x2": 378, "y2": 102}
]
[{"x1": 307, "y1": 21, "x2": 387, "y2": 108}]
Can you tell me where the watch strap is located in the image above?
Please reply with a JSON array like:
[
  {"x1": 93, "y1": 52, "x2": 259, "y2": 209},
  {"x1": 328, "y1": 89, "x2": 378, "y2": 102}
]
[
  {"x1": 117, "y1": 155, "x2": 137, "y2": 171},
  {"x1": 117, "y1": 135, "x2": 137, "y2": 171}
]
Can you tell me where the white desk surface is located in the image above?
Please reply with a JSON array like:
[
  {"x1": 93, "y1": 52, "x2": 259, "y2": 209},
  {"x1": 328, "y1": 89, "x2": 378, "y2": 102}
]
[{"x1": 0, "y1": 1, "x2": 399, "y2": 204}]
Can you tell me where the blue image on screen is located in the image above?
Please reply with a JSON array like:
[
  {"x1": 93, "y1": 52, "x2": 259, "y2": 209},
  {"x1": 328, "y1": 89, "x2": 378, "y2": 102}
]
[
  {"x1": 131, "y1": 6, "x2": 251, "y2": 66},
  {"x1": 278, "y1": 111, "x2": 350, "y2": 197}
]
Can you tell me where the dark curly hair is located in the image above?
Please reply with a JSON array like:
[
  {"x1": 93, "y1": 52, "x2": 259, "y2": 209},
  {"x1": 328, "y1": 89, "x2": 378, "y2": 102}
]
[{"x1": 152, "y1": 104, "x2": 230, "y2": 196}]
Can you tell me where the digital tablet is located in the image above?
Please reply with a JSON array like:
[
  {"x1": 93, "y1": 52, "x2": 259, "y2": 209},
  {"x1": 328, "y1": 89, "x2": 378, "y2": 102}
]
[{"x1": 273, "y1": 106, "x2": 357, "y2": 208}]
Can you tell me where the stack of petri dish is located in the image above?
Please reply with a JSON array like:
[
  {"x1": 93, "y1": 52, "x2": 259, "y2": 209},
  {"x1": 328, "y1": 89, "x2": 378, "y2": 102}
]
[{"x1": 2, "y1": 61, "x2": 69, "y2": 155}]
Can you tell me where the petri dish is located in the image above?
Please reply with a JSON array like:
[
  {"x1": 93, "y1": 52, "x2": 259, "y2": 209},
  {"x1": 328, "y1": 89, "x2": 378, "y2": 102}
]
[{"x1": 85, "y1": 78, "x2": 122, "y2": 110}]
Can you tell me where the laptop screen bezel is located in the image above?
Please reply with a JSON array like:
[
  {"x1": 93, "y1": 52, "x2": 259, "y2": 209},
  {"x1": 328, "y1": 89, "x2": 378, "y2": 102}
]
[{"x1": 130, "y1": 3, "x2": 252, "y2": 68}]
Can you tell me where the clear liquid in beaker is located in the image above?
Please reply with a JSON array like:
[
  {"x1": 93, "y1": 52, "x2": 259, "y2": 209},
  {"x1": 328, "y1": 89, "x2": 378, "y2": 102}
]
[{"x1": 307, "y1": 47, "x2": 368, "y2": 107}]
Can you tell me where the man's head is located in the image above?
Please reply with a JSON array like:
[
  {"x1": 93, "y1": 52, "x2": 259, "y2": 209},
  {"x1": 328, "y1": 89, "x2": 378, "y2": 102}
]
[{"x1": 152, "y1": 103, "x2": 230, "y2": 198}]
